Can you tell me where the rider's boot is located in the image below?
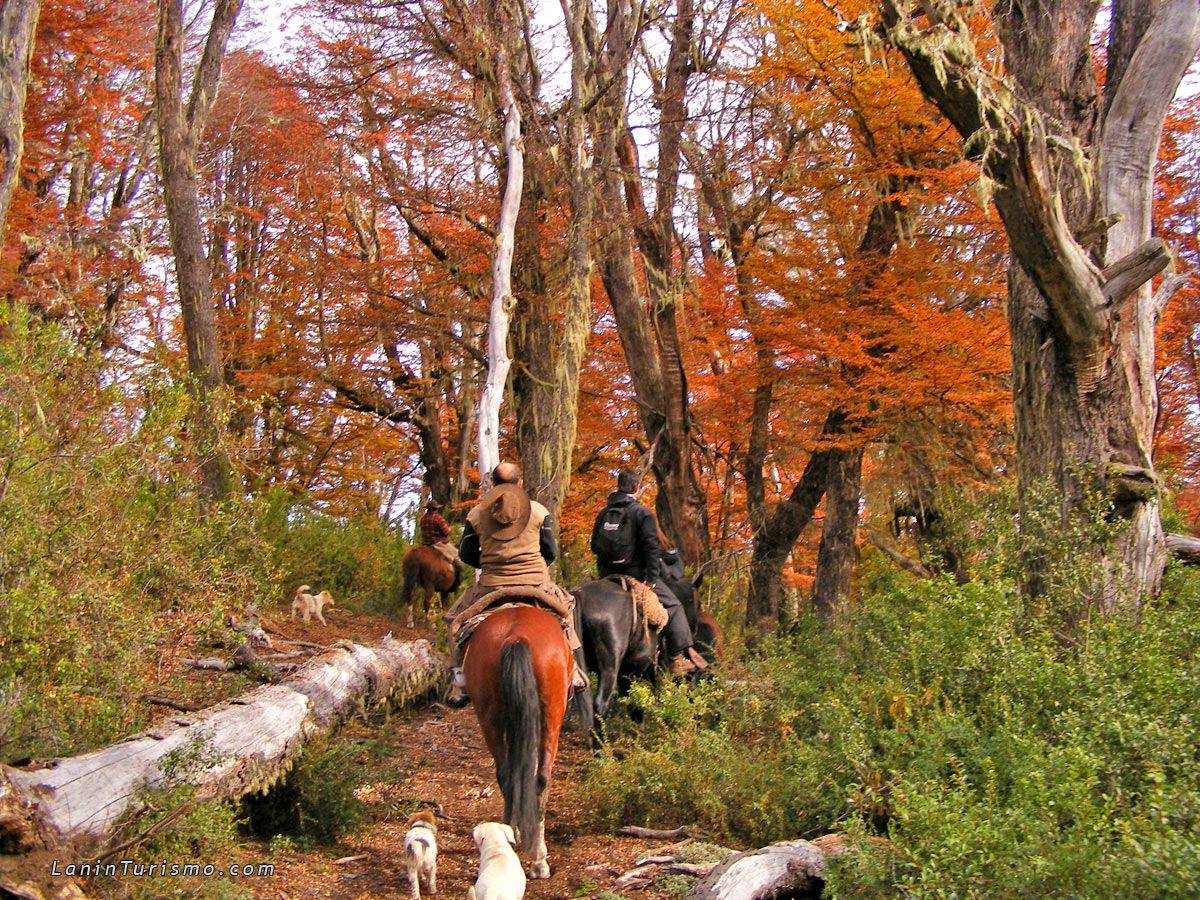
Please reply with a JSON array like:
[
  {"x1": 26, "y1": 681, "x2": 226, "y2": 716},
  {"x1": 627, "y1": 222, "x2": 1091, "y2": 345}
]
[
  {"x1": 670, "y1": 653, "x2": 699, "y2": 677},
  {"x1": 570, "y1": 663, "x2": 588, "y2": 691},
  {"x1": 686, "y1": 645, "x2": 710, "y2": 672},
  {"x1": 446, "y1": 666, "x2": 470, "y2": 707}
]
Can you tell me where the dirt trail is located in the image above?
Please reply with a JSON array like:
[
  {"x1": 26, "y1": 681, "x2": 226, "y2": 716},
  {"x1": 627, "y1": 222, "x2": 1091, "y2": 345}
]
[
  {"x1": 251, "y1": 701, "x2": 671, "y2": 899},
  {"x1": 222, "y1": 605, "x2": 673, "y2": 899}
]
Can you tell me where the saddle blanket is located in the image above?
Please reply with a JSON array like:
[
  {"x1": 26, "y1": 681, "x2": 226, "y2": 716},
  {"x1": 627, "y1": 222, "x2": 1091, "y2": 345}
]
[{"x1": 449, "y1": 581, "x2": 579, "y2": 652}]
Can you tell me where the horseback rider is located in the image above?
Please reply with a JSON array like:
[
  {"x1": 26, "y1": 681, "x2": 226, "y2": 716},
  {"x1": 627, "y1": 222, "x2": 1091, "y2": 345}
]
[
  {"x1": 590, "y1": 469, "x2": 708, "y2": 677},
  {"x1": 444, "y1": 461, "x2": 586, "y2": 706},
  {"x1": 419, "y1": 499, "x2": 460, "y2": 577}
]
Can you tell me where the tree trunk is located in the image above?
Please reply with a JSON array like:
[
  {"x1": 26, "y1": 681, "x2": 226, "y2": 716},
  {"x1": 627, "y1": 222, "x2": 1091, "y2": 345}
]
[
  {"x1": 0, "y1": 638, "x2": 445, "y2": 853},
  {"x1": 882, "y1": 0, "x2": 1200, "y2": 608},
  {"x1": 744, "y1": 190, "x2": 901, "y2": 629},
  {"x1": 512, "y1": 1, "x2": 593, "y2": 531},
  {"x1": 812, "y1": 446, "x2": 864, "y2": 623},
  {"x1": 590, "y1": 0, "x2": 710, "y2": 565},
  {"x1": 745, "y1": 411, "x2": 845, "y2": 628},
  {"x1": 0, "y1": 0, "x2": 40, "y2": 244},
  {"x1": 155, "y1": 0, "x2": 243, "y2": 506},
  {"x1": 476, "y1": 39, "x2": 523, "y2": 485}
]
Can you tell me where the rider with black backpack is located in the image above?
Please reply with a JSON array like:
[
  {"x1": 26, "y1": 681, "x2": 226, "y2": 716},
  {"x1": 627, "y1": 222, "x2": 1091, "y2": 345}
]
[{"x1": 590, "y1": 469, "x2": 709, "y2": 677}]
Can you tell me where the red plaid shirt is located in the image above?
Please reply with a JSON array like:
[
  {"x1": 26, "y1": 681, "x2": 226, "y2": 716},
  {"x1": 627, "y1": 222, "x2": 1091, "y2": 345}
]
[{"x1": 420, "y1": 511, "x2": 451, "y2": 545}]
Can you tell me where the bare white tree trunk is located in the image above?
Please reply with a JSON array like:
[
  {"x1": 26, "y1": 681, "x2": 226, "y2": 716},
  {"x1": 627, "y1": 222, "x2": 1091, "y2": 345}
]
[
  {"x1": 0, "y1": 638, "x2": 445, "y2": 853},
  {"x1": 1100, "y1": 0, "x2": 1200, "y2": 595},
  {"x1": 476, "y1": 44, "x2": 524, "y2": 486}
]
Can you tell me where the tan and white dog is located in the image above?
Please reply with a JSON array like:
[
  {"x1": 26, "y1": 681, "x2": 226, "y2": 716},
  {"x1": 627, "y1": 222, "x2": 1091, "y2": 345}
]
[
  {"x1": 291, "y1": 585, "x2": 334, "y2": 625},
  {"x1": 467, "y1": 822, "x2": 525, "y2": 900},
  {"x1": 402, "y1": 810, "x2": 438, "y2": 899}
]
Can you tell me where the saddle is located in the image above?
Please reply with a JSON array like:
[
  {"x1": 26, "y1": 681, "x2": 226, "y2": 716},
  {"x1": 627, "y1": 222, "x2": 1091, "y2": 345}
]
[
  {"x1": 450, "y1": 582, "x2": 577, "y2": 653},
  {"x1": 603, "y1": 574, "x2": 669, "y2": 642}
]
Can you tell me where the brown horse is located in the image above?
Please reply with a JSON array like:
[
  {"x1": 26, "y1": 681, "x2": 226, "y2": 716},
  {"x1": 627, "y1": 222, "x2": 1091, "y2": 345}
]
[
  {"x1": 399, "y1": 545, "x2": 459, "y2": 628},
  {"x1": 463, "y1": 605, "x2": 572, "y2": 879}
]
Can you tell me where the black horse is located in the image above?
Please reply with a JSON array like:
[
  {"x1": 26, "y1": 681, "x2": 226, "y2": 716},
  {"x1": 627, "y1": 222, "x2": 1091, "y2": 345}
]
[{"x1": 574, "y1": 569, "x2": 718, "y2": 728}]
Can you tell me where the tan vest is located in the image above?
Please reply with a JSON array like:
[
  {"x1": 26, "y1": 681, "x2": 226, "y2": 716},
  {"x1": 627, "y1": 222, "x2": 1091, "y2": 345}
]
[{"x1": 468, "y1": 498, "x2": 550, "y2": 587}]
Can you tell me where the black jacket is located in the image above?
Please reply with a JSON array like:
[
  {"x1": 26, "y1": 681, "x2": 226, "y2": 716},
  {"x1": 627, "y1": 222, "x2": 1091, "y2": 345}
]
[
  {"x1": 660, "y1": 547, "x2": 685, "y2": 583},
  {"x1": 591, "y1": 491, "x2": 660, "y2": 583}
]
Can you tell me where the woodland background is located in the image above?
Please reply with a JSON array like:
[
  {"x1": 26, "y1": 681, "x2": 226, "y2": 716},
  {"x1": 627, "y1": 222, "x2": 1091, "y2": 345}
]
[{"x1": 3, "y1": 0, "x2": 1200, "y2": 894}]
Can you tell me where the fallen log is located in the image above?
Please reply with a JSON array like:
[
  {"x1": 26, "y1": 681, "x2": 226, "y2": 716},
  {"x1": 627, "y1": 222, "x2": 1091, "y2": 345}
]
[
  {"x1": 0, "y1": 637, "x2": 446, "y2": 854},
  {"x1": 686, "y1": 840, "x2": 826, "y2": 899}
]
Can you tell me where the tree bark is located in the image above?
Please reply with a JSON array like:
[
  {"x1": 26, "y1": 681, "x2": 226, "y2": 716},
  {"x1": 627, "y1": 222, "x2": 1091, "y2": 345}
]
[
  {"x1": 155, "y1": 0, "x2": 243, "y2": 506},
  {"x1": 0, "y1": 0, "x2": 40, "y2": 244},
  {"x1": 881, "y1": 0, "x2": 1200, "y2": 608},
  {"x1": 811, "y1": 446, "x2": 864, "y2": 623},
  {"x1": 0, "y1": 638, "x2": 445, "y2": 853}
]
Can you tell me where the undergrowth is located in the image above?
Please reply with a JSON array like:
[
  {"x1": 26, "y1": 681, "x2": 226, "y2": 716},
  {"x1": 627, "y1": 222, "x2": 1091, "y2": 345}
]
[{"x1": 578, "y1": 491, "x2": 1200, "y2": 897}]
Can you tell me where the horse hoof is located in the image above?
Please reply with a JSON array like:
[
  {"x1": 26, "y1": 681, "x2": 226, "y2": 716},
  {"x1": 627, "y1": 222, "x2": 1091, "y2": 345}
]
[{"x1": 529, "y1": 860, "x2": 551, "y2": 879}]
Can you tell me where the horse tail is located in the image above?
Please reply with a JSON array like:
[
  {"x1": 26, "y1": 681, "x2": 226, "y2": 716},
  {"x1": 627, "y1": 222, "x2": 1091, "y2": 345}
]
[{"x1": 499, "y1": 638, "x2": 541, "y2": 850}]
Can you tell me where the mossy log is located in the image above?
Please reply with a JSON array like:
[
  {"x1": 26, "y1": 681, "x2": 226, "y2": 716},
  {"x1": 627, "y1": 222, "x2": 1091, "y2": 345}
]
[{"x1": 0, "y1": 637, "x2": 446, "y2": 853}]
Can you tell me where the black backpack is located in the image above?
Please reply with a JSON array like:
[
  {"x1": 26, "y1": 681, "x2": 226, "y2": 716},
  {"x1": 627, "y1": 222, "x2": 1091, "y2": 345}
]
[{"x1": 593, "y1": 504, "x2": 637, "y2": 565}]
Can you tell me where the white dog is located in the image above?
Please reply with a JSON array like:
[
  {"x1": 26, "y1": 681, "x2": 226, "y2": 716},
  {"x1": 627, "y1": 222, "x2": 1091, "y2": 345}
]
[
  {"x1": 291, "y1": 585, "x2": 334, "y2": 625},
  {"x1": 402, "y1": 810, "x2": 438, "y2": 899},
  {"x1": 467, "y1": 822, "x2": 525, "y2": 900}
]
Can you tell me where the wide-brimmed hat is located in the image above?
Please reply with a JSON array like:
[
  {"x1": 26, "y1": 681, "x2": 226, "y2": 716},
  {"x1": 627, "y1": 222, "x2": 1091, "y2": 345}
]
[{"x1": 477, "y1": 483, "x2": 531, "y2": 541}]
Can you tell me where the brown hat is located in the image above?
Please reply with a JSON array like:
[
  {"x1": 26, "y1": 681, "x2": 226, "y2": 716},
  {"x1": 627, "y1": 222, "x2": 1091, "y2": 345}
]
[{"x1": 476, "y1": 483, "x2": 531, "y2": 541}]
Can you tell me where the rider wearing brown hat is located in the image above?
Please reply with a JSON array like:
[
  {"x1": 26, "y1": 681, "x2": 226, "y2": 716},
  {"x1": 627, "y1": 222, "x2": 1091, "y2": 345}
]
[{"x1": 444, "y1": 462, "x2": 585, "y2": 705}]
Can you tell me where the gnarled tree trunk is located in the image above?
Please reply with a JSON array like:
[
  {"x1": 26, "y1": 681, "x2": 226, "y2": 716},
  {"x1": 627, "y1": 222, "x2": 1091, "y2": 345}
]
[{"x1": 881, "y1": 0, "x2": 1200, "y2": 609}]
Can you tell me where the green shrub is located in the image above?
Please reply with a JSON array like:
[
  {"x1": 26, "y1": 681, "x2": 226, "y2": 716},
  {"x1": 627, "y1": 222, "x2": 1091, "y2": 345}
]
[
  {"x1": 258, "y1": 493, "x2": 410, "y2": 614},
  {"x1": 0, "y1": 310, "x2": 274, "y2": 760},
  {"x1": 578, "y1": 496, "x2": 1200, "y2": 896}
]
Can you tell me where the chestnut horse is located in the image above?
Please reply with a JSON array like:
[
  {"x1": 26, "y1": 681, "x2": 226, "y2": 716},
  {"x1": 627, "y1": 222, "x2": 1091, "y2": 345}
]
[
  {"x1": 399, "y1": 545, "x2": 460, "y2": 628},
  {"x1": 463, "y1": 605, "x2": 573, "y2": 879}
]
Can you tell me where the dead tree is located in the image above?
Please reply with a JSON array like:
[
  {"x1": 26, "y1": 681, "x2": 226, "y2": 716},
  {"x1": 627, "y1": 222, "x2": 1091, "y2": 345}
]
[
  {"x1": 0, "y1": 0, "x2": 41, "y2": 243},
  {"x1": 879, "y1": 0, "x2": 1200, "y2": 607},
  {"x1": 155, "y1": 0, "x2": 243, "y2": 505},
  {"x1": 476, "y1": 3, "x2": 524, "y2": 486}
]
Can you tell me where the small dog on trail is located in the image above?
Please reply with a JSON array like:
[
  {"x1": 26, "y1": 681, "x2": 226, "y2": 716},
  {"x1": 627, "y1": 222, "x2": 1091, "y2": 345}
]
[
  {"x1": 467, "y1": 822, "x2": 524, "y2": 900},
  {"x1": 402, "y1": 810, "x2": 438, "y2": 899},
  {"x1": 291, "y1": 585, "x2": 335, "y2": 626}
]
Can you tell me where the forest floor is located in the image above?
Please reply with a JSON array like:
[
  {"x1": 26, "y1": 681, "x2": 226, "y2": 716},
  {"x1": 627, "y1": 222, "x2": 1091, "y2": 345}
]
[{"x1": 130, "y1": 603, "x2": 677, "y2": 899}]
